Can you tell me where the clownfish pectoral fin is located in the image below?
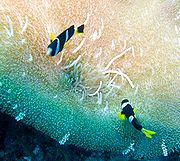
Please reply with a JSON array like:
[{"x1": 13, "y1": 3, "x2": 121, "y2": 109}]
[
  {"x1": 133, "y1": 107, "x2": 137, "y2": 113},
  {"x1": 64, "y1": 41, "x2": 69, "y2": 47},
  {"x1": 75, "y1": 24, "x2": 84, "y2": 35},
  {"x1": 117, "y1": 112, "x2": 126, "y2": 120},
  {"x1": 50, "y1": 33, "x2": 56, "y2": 42}
]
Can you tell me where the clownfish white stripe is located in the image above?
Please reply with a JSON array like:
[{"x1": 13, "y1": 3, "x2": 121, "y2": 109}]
[
  {"x1": 55, "y1": 38, "x2": 60, "y2": 56},
  {"x1": 128, "y1": 115, "x2": 134, "y2": 123},
  {"x1": 65, "y1": 30, "x2": 69, "y2": 42},
  {"x1": 122, "y1": 102, "x2": 130, "y2": 108},
  {"x1": 47, "y1": 48, "x2": 52, "y2": 56}
]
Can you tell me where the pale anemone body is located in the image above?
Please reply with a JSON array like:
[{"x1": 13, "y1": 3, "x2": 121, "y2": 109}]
[{"x1": 0, "y1": 0, "x2": 179, "y2": 159}]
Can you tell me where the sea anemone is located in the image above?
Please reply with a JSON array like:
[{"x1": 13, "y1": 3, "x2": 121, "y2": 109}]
[{"x1": 0, "y1": 0, "x2": 179, "y2": 159}]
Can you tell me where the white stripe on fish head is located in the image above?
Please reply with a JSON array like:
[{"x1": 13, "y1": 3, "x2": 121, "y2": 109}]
[
  {"x1": 128, "y1": 115, "x2": 134, "y2": 123},
  {"x1": 47, "y1": 48, "x2": 53, "y2": 56},
  {"x1": 55, "y1": 38, "x2": 60, "y2": 56},
  {"x1": 65, "y1": 30, "x2": 69, "y2": 42},
  {"x1": 121, "y1": 102, "x2": 130, "y2": 109}
]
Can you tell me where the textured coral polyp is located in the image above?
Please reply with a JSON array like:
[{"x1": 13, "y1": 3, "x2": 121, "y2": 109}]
[{"x1": 0, "y1": 0, "x2": 179, "y2": 159}]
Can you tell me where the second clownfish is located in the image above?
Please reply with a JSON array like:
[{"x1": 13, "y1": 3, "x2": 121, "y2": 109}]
[{"x1": 117, "y1": 99, "x2": 156, "y2": 139}]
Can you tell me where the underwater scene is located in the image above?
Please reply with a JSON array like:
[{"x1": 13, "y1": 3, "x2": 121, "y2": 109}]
[{"x1": 0, "y1": 0, "x2": 179, "y2": 160}]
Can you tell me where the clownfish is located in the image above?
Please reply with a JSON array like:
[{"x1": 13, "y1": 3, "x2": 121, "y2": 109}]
[
  {"x1": 47, "y1": 24, "x2": 84, "y2": 56},
  {"x1": 117, "y1": 99, "x2": 156, "y2": 139}
]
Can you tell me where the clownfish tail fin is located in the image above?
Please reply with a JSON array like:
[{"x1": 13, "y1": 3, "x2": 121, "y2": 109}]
[
  {"x1": 75, "y1": 24, "x2": 84, "y2": 35},
  {"x1": 141, "y1": 128, "x2": 156, "y2": 139}
]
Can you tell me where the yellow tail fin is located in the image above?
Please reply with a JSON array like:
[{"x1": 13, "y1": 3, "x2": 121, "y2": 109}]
[
  {"x1": 142, "y1": 128, "x2": 156, "y2": 139},
  {"x1": 144, "y1": 129, "x2": 156, "y2": 135},
  {"x1": 117, "y1": 112, "x2": 126, "y2": 120},
  {"x1": 75, "y1": 24, "x2": 84, "y2": 35},
  {"x1": 143, "y1": 131, "x2": 152, "y2": 138}
]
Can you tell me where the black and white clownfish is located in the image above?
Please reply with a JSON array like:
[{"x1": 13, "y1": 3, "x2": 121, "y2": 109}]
[
  {"x1": 117, "y1": 99, "x2": 156, "y2": 139},
  {"x1": 47, "y1": 24, "x2": 84, "y2": 56}
]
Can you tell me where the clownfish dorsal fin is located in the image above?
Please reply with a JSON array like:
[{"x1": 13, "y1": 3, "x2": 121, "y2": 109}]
[
  {"x1": 133, "y1": 107, "x2": 137, "y2": 113},
  {"x1": 50, "y1": 33, "x2": 56, "y2": 42},
  {"x1": 117, "y1": 112, "x2": 126, "y2": 120}
]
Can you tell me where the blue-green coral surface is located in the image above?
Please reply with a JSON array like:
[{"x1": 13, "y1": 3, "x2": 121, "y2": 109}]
[{"x1": 0, "y1": 0, "x2": 179, "y2": 159}]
